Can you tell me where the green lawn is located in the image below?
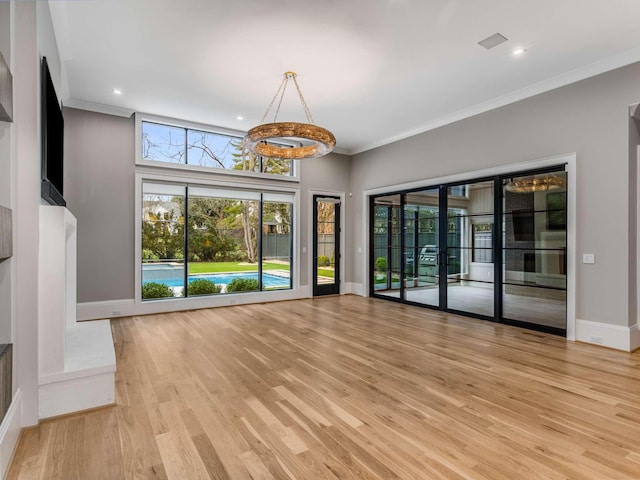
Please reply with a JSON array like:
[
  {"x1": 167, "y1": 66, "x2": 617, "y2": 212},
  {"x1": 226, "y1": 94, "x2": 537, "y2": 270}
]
[
  {"x1": 188, "y1": 262, "x2": 289, "y2": 274},
  {"x1": 317, "y1": 268, "x2": 335, "y2": 278}
]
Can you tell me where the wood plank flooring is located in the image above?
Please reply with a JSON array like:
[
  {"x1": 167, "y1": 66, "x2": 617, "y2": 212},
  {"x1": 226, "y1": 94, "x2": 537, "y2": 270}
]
[{"x1": 7, "y1": 296, "x2": 640, "y2": 479}]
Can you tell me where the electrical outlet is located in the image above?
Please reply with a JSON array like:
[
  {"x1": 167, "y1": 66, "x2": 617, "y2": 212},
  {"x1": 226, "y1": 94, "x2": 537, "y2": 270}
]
[{"x1": 589, "y1": 336, "x2": 603, "y2": 344}]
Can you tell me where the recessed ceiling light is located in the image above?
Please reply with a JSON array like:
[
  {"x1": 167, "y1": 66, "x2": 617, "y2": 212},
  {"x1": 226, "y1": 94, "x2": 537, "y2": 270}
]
[
  {"x1": 236, "y1": 116, "x2": 243, "y2": 121},
  {"x1": 512, "y1": 48, "x2": 526, "y2": 56},
  {"x1": 112, "y1": 88, "x2": 122, "y2": 95}
]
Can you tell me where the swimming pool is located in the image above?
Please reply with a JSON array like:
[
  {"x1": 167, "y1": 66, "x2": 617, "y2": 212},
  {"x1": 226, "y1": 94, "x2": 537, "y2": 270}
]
[{"x1": 142, "y1": 271, "x2": 290, "y2": 289}]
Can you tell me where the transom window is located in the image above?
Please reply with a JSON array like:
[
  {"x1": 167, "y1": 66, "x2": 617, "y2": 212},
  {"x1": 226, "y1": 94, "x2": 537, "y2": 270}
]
[{"x1": 138, "y1": 118, "x2": 295, "y2": 177}]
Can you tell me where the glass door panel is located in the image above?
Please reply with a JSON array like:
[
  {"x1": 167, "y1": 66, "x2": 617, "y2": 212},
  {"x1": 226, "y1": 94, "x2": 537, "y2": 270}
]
[
  {"x1": 403, "y1": 189, "x2": 439, "y2": 307},
  {"x1": 502, "y1": 172, "x2": 567, "y2": 331},
  {"x1": 372, "y1": 195, "x2": 401, "y2": 298},
  {"x1": 446, "y1": 181, "x2": 495, "y2": 317},
  {"x1": 313, "y1": 196, "x2": 340, "y2": 296}
]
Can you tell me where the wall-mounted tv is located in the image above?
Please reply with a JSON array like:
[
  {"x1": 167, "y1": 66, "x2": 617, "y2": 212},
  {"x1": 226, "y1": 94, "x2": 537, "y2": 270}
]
[{"x1": 41, "y1": 56, "x2": 66, "y2": 207}]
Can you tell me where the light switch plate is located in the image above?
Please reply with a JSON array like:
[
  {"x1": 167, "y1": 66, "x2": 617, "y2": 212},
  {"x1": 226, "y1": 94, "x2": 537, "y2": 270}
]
[{"x1": 583, "y1": 253, "x2": 595, "y2": 264}]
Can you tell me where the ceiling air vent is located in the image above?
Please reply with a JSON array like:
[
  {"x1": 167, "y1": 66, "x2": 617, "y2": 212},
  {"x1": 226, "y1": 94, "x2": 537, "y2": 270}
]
[{"x1": 478, "y1": 33, "x2": 508, "y2": 50}]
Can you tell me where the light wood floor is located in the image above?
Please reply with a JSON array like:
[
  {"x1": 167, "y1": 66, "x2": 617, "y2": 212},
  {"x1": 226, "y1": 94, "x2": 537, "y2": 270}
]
[
  {"x1": 379, "y1": 284, "x2": 566, "y2": 328},
  {"x1": 7, "y1": 296, "x2": 640, "y2": 480}
]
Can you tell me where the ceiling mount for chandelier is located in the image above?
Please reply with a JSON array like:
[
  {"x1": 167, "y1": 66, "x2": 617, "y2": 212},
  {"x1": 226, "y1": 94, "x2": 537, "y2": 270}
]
[{"x1": 243, "y1": 72, "x2": 336, "y2": 160}]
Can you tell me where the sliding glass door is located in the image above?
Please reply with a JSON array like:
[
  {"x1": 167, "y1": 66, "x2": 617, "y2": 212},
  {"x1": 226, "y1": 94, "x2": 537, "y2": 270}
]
[
  {"x1": 403, "y1": 189, "x2": 439, "y2": 307},
  {"x1": 370, "y1": 166, "x2": 567, "y2": 336},
  {"x1": 445, "y1": 181, "x2": 495, "y2": 317},
  {"x1": 502, "y1": 171, "x2": 567, "y2": 331}
]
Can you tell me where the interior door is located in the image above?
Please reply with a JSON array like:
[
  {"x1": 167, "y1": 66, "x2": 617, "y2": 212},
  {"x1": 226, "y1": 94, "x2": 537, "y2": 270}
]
[{"x1": 313, "y1": 196, "x2": 340, "y2": 296}]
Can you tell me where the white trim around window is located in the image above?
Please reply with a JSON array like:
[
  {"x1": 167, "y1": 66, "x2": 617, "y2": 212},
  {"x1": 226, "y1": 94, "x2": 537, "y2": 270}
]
[
  {"x1": 134, "y1": 171, "x2": 304, "y2": 315},
  {"x1": 134, "y1": 112, "x2": 300, "y2": 182}
]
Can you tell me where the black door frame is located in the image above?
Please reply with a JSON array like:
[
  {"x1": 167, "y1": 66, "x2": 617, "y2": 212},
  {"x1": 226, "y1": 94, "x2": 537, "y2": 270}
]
[
  {"x1": 313, "y1": 195, "x2": 341, "y2": 296},
  {"x1": 369, "y1": 165, "x2": 567, "y2": 336}
]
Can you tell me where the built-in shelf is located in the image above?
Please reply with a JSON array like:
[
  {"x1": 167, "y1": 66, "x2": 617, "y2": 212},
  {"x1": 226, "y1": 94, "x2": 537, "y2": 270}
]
[
  {"x1": 0, "y1": 206, "x2": 11, "y2": 260},
  {"x1": 0, "y1": 52, "x2": 12, "y2": 123}
]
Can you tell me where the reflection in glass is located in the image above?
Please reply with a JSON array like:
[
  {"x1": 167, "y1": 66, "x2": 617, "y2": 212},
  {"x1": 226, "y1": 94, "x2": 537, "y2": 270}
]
[
  {"x1": 403, "y1": 189, "x2": 439, "y2": 307},
  {"x1": 446, "y1": 181, "x2": 494, "y2": 316},
  {"x1": 502, "y1": 171, "x2": 567, "y2": 330}
]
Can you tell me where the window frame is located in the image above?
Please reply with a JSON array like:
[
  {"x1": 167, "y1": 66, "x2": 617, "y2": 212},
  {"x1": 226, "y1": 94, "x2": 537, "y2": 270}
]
[
  {"x1": 135, "y1": 113, "x2": 300, "y2": 182},
  {"x1": 135, "y1": 171, "x2": 300, "y2": 308}
]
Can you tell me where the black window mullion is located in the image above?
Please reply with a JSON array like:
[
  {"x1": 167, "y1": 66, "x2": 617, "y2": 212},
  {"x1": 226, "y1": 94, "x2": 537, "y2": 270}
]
[
  {"x1": 258, "y1": 194, "x2": 263, "y2": 291},
  {"x1": 399, "y1": 194, "x2": 406, "y2": 300},
  {"x1": 494, "y1": 177, "x2": 503, "y2": 322},
  {"x1": 439, "y1": 186, "x2": 448, "y2": 309},
  {"x1": 184, "y1": 186, "x2": 189, "y2": 296}
]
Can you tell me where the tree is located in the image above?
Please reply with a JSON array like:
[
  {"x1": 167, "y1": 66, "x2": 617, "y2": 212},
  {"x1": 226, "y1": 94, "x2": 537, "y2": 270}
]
[{"x1": 142, "y1": 208, "x2": 184, "y2": 260}]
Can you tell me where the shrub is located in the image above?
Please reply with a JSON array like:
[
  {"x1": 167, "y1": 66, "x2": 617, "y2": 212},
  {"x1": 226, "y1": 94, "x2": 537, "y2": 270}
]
[
  {"x1": 226, "y1": 278, "x2": 259, "y2": 293},
  {"x1": 142, "y1": 249, "x2": 159, "y2": 261},
  {"x1": 184, "y1": 279, "x2": 221, "y2": 296},
  {"x1": 142, "y1": 282, "x2": 174, "y2": 299},
  {"x1": 318, "y1": 255, "x2": 330, "y2": 267},
  {"x1": 375, "y1": 257, "x2": 387, "y2": 271}
]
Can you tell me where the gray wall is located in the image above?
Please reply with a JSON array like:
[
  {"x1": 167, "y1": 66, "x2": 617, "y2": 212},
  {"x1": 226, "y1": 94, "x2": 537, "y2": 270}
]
[
  {"x1": 0, "y1": 1, "x2": 12, "y2": 344},
  {"x1": 298, "y1": 151, "x2": 351, "y2": 287},
  {"x1": 64, "y1": 108, "x2": 350, "y2": 301},
  {"x1": 351, "y1": 62, "x2": 640, "y2": 328},
  {"x1": 64, "y1": 108, "x2": 135, "y2": 303}
]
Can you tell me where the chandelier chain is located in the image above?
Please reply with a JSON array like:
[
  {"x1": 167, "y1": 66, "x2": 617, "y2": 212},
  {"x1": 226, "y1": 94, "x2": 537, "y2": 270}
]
[
  {"x1": 259, "y1": 75, "x2": 287, "y2": 125},
  {"x1": 273, "y1": 76, "x2": 290, "y2": 123},
  {"x1": 291, "y1": 75, "x2": 314, "y2": 124}
]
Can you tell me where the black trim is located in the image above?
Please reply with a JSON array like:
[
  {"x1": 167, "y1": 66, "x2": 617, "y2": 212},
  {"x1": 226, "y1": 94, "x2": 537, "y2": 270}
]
[
  {"x1": 183, "y1": 186, "x2": 189, "y2": 296},
  {"x1": 313, "y1": 195, "x2": 341, "y2": 296},
  {"x1": 370, "y1": 164, "x2": 568, "y2": 338}
]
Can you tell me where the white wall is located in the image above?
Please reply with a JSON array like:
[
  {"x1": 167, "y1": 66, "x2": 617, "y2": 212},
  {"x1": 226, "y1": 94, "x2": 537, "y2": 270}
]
[
  {"x1": 0, "y1": 1, "x2": 14, "y2": 347},
  {"x1": 3, "y1": 0, "x2": 67, "y2": 430}
]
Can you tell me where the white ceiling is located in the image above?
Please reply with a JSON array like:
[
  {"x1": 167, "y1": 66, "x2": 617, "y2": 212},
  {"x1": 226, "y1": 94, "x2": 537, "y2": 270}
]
[{"x1": 50, "y1": 0, "x2": 640, "y2": 155}]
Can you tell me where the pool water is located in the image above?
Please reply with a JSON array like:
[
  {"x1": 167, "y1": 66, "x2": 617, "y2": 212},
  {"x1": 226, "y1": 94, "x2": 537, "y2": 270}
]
[{"x1": 143, "y1": 272, "x2": 290, "y2": 289}]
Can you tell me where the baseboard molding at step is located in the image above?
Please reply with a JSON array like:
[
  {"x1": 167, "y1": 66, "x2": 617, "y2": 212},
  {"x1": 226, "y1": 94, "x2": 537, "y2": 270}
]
[
  {"x1": 39, "y1": 372, "x2": 115, "y2": 420},
  {"x1": 576, "y1": 319, "x2": 636, "y2": 352},
  {"x1": 344, "y1": 283, "x2": 364, "y2": 296},
  {"x1": 0, "y1": 389, "x2": 22, "y2": 479}
]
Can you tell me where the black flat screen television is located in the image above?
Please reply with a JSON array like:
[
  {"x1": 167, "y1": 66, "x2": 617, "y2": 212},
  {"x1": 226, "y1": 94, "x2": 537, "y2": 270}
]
[{"x1": 41, "y1": 56, "x2": 66, "y2": 207}]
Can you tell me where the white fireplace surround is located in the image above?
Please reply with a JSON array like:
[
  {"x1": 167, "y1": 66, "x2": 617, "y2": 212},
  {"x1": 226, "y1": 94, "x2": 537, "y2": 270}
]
[{"x1": 38, "y1": 206, "x2": 115, "y2": 419}]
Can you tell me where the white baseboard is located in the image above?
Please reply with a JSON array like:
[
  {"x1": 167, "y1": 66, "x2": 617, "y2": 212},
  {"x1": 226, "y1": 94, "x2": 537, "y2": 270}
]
[
  {"x1": 77, "y1": 288, "x2": 312, "y2": 321},
  {"x1": 631, "y1": 324, "x2": 640, "y2": 351},
  {"x1": 0, "y1": 389, "x2": 22, "y2": 479},
  {"x1": 39, "y1": 372, "x2": 115, "y2": 419},
  {"x1": 77, "y1": 298, "x2": 134, "y2": 321},
  {"x1": 344, "y1": 283, "x2": 365, "y2": 296},
  {"x1": 576, "y1": 319, "x2": 636, "y2": 351}
]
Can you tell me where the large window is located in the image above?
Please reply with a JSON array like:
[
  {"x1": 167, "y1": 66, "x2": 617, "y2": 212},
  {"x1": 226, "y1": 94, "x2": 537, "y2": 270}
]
[
  {"x1": 141, "y1": 182, "x2": 293, "y2": 300},
  {"x1": 139, "y1": 119, "x2": 294, "y2": 177}
]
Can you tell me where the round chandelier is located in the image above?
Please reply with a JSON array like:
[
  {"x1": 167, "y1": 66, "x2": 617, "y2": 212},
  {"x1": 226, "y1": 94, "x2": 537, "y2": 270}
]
[{"x1": 243, "y1": 72, "x2": 336, "y2": 160}]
